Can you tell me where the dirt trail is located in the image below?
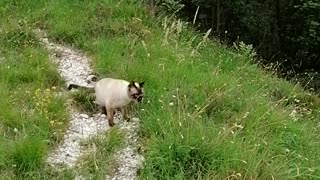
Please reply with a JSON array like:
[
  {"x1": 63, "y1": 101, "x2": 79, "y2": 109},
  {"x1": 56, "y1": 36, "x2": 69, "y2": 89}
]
[{"x1": 34, "y1": 29, "x2": 144, "y2": 179}]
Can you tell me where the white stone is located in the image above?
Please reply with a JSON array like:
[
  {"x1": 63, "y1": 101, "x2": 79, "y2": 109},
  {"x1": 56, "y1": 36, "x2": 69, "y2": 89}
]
[{"x1": 79, "y1": 114, "x2": 89, "y2": 119}]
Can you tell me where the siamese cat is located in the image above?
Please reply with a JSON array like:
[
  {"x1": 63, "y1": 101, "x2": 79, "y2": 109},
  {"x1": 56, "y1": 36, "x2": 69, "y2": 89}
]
[{"x1": 68, "y1": 77, "x2": 145, "y2": 127}]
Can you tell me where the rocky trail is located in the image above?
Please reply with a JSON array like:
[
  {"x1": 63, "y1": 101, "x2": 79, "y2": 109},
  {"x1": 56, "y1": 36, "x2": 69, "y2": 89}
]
[{"x1": 34, "y1": 29, "x2": 144, "y2": 180}]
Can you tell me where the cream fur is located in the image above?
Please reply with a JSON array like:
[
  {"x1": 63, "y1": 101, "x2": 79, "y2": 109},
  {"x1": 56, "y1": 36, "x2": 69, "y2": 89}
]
[{"x1": 94, "y1": 78, "x2": 132, "y2": 109}]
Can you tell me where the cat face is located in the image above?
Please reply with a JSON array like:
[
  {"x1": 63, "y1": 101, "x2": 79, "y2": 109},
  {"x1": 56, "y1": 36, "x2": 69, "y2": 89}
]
[{"x1": 128, "y1": 81, "x2": 145, "y2": 102}]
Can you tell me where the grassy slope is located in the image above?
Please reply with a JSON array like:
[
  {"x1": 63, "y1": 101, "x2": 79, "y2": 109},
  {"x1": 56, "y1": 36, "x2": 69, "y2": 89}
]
[
  {"x1": 0, "y1": 11, "x2": 71, "y2": 179},
  {"x1": 2, "y1": 0, "x2": 320, "y2": 179}
]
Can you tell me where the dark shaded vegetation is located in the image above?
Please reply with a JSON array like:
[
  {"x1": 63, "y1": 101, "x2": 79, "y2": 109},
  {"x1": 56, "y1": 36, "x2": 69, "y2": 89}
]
[{"x1": 152, "y1": 0, "x2": 320, "y2": 91}]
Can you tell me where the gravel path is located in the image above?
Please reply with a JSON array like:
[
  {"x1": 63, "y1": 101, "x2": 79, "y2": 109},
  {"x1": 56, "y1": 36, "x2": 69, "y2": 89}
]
[
  {"x1": 105, "y1": 117, "x2": 144, "y2": 180},
  {"x1": 34, "y1": 29, "x2": 144, "y2": 179}
]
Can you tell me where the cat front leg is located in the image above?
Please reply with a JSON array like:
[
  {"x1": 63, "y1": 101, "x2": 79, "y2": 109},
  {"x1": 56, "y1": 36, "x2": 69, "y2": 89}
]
[
  {"x1": 106, "y1": 107, "x2": 115, "y2": 127},
  {"x1": 120, "y1": 106, "x2": 130, "y2": 122}
]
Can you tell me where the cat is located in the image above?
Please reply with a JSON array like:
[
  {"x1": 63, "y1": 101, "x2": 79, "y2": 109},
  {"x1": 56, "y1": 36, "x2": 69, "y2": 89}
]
[{"x1": 68, "y1": 76, "x2": 144, "y2": 127}]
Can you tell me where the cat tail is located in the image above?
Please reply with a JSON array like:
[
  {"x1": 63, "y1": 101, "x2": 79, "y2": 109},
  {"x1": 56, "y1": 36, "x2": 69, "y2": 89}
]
[
  {"x1": 67, "y1": 83, "x2": 94, "y2": 90},
  {"x1": 67, "y1": 74, "x2": 98, "y2": 92}
]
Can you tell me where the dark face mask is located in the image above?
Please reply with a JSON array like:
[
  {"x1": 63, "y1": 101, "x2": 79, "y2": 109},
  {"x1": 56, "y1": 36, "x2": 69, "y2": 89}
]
[
  {"x1": 137, "y1": 96, "x2": 143, "y2": 102},
  {"x1": 131, "y1": 93, "x2": 143, "y2": 102}
]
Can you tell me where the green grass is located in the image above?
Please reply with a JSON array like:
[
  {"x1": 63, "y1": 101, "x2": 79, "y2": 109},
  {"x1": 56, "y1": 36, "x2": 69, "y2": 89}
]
[
  {"x1": 0, "y1": 20, "x2": 70, "y2": 177},
  {"x1": 77, "y1": 127, "x2": 124, "y2": 179},
  {"x1": 1, "y1": 0, "x2": 320, "y2": 179},
  {"x1": 70, "y1": 89, "x2": 97, "y2": 114}
]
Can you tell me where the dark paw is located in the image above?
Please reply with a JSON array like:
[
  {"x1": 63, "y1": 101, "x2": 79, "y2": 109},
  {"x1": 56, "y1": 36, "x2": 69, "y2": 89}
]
[
  {"x1": 100, "y1": 106, "x2": 107, "y2": 115},
  {"x1": 125, "y1": 117, "x2": 131, "y2": 122},
  {"x1": 123, "y1": 115, "x2": 130, "y2": 122},
  {"x1": 108, "y1": 122, "x2": 115, "y2": 127}
]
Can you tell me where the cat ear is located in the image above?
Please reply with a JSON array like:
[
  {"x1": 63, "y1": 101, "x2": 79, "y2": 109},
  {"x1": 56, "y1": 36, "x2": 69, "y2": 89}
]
[
  {"x1": 128, "y1": 81, "x2": 135, "y2": 92},
  {"x1": 129, "y1": 81, "x2": 135, "y2": 87},
  {"x1": 139, "y1": 81, "x2": 145, "y2": 87}
]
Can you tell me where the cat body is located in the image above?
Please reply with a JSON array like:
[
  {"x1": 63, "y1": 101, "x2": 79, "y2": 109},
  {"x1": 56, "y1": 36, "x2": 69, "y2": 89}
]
[{"x1": 68, "y1": 77, "x2": 144, "y2": 126}]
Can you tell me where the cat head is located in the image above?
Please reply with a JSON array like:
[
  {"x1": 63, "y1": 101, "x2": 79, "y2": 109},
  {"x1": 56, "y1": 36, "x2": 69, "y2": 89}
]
[{"x1": 128, "y1": 80, "x2": 145, "y2": 102}]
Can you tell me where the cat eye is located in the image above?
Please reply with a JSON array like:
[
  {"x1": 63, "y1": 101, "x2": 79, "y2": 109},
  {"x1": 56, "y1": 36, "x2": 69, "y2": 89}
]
[
  {"x1": 131, "y1": 94, "x2": 139, "y2": 98},
  {"x1": 131, "y1": 93, "x2": 143, "y2": 102}
]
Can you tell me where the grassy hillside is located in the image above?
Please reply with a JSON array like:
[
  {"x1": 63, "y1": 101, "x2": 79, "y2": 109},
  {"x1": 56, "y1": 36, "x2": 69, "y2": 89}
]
[
  {"x1": 0, "y1": 13, "x2": 70, "y2": 179},
  {"x1": 1, "y1": 0, "x2": 320, "y2": 179}
]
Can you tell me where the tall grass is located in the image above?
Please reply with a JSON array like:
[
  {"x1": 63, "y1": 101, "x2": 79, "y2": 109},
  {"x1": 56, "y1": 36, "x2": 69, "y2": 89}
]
[{"x1": 1, "y1": 0, "x2": 320, "y2": 179}]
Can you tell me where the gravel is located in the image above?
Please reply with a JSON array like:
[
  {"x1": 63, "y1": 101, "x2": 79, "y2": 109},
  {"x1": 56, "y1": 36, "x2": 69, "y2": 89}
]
[
  {"x1": 34, "y1": 29, "x2": 144, "y2": 180},
  {"x1": 105, "y1": 117, "x2": 144, "y2": 180}
]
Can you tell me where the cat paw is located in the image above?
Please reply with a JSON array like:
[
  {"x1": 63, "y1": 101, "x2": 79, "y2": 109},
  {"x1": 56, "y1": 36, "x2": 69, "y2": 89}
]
[
  {"x1": 108, "y1": 122, "x2": 115, "y2": 127},
  {"x1": 124, "y1": 117, "x2": 131, "y2": 122}
]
